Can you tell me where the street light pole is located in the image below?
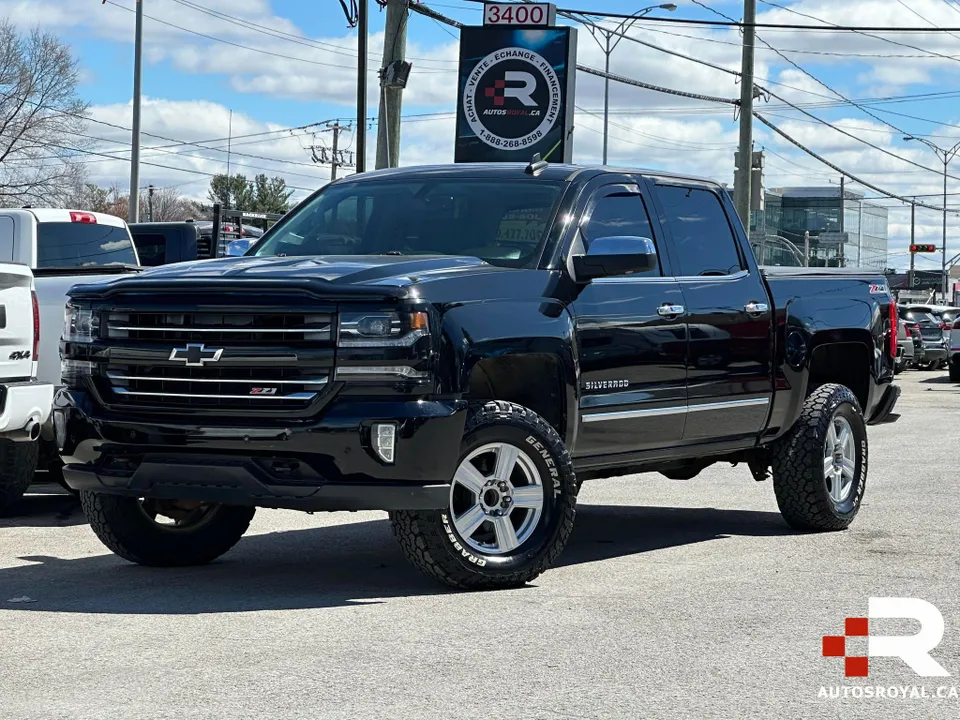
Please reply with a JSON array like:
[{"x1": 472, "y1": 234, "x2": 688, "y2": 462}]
[
  {"x1": 904, "y1": 135, "x2": 960, "y2": 302},
  {"x1": 579, "y1": 4, "x2": 677, "y2": 165},
  {"x1": 128, "y1": 0, "x2": 144, "y2": 224}
]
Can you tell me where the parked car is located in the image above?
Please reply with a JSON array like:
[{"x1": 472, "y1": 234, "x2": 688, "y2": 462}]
[
  {"x1": 899, "y1": 307, "x2": 948, "y2": 370},
  {"x1": 895, "y1": 318, "x2": 914, "y2": 373},
  {"x1": 0, "y1": 208, "x2": 141, "y2": 479},
  {"x1": 902, "y1": 304, "x2": 960, "y2": 346},
  {"x1": 0, "y1": 262, "x2": 54, "y2": 511},
  {"x1": 949, "y1": 316, "x2": 960, "y2": 381},
  {"x1": 57, "y1": 162, "x2": 899, "y2": 589},
  {"x1": 129, "y1": 222, "x2": 203, "y2": 266}
]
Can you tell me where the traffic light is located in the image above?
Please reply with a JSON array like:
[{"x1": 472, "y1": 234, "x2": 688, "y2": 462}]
[{"x1": 910, "y1": 244, "x2": 937, "y2": 253}]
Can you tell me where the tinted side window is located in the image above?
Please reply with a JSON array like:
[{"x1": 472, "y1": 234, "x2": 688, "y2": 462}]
[
  {"x1": 583, "y1": 193, "x2": 660, "y2": 277},
  {"x1": 656, "y1": 185, "x2": 743, "y2": 277},
  {"x1": 131, "y1": 233, "x2": 167, "y2": 266}
]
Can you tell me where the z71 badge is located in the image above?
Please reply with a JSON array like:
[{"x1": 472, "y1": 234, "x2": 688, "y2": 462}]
[
  {"x1": 585, "y1": 379, "x2": 628, "y2": 390},
  {"x1": 869, "y1": 283, "x2": 888, "y2": 294}
]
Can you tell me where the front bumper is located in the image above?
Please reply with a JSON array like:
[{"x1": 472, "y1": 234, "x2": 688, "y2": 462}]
[
  {"x1": 55, "y1": 390, "x2": 467, "y2": 511},
  {"x1": 0, "y1": 379, "x2": 53, "y2": 437}
]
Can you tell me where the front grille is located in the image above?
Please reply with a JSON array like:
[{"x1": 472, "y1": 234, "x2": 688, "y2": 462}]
[
  {"x1": 105, "y1": 311, "x2": 332, "y2": 345},
  {"x1": 102, "y1": 364, "x2": 328, "y2": 411},
  {"x1": 97, "y1": 303, "x2": 336, "y2": 415}
]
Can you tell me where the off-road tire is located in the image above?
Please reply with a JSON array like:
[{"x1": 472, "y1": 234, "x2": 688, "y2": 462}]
[
  {"x1": 390, "y1": 401, "x2": 577, "y2": 591},
  {"x1": 950, "y1": 362, "x2": 960, "y2": 382},
  {"x1": 771, "y1": 383, "x2": 867, "y2": 532},
  {"x1": 80, "y1": 491, "x2": 255, "y2": 566},
  {"x1": 0, "y1": 440, "x2": 39, "y2": 514}
]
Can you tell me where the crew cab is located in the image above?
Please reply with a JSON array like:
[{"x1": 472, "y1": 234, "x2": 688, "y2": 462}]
[
  {"x1": 55, "y1": 163, "x2": 899, "y2": 589},
  {"x1": 0, "y1": 262, "x2": 54, "y2": 511},
  {"x1": 0, "y1": 209, "x2": 140, "y2": 479}
]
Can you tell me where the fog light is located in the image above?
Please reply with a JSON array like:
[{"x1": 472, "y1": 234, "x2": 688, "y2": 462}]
[{"x1": 372, "y1": 423, "x2": 396, "y2": 464}]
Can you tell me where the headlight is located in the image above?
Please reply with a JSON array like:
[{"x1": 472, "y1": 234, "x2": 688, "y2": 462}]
[
  {"x1": 63, "y1": 304, "x2": 99, "y2": 342},
  {"x1": 338, "y1": 311, "x2": 428, "y2": 347}
]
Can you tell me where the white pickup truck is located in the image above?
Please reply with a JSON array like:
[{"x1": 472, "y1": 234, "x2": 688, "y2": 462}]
[
  {"x1": 0, "y1": 209, "x2": 141, "y2": 481},
  {"x1": 0, "y1": 262, "x2": 54, "y2": 510}
]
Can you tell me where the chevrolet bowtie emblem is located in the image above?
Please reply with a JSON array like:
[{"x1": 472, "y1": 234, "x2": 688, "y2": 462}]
[{"x1": 169, "y1": 344, "x2": 224, "y2": 366}]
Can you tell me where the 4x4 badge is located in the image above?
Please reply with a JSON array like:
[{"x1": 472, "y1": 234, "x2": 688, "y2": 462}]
[{"x1": 169, "y1": 344, "x2": 223, "y2": 367}]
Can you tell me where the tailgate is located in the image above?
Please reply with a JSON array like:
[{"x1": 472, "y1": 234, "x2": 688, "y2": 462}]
[{"x1": 0, "y1": 264, "x2": 36, "y2": 380}]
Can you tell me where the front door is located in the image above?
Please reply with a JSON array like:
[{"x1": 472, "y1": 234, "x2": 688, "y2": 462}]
[
  {"x1": 650, "y1": 181, "x2": 774, "y2": 444},
  {"x1": 570, "y1": 184, "x2": 688, "y2": 458}
]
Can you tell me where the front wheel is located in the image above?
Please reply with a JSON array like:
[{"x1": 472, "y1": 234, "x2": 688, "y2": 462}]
[
  {"x1": 80, "y1": 492, "x2": 255, "y2": 566},
  {"x1": 391, "y1": 401, "x2": 577, "y2": 590},
  {"x1": 949, "y1": 362, "x2": 960, "y2": 382},
  {"x1": 771, "y1": 384, "x2": 867, "y2": 531}
]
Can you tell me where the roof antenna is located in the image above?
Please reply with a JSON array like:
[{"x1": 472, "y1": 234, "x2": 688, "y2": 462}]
[{"x1": 525, "y1": 153, "x2": 548, "y2": 176}]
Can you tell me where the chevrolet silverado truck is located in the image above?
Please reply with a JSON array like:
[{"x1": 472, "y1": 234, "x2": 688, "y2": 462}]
[
  {"x1": 0, "y1": 262, "x2": 54, "y2": 511},
  {"x1": 55, "y1": 162, "x2": 900, "y2": 589}
]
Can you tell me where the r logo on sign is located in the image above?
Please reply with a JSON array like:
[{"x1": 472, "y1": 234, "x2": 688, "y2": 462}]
[{"x1": 823, "y1": 597, "x2": 950, "y2": 677}]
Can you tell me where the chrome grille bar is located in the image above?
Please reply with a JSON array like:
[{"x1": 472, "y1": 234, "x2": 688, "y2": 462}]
[
  {"x1": 112, "y1": 388, "x2": 317, "y2": 401},
  {"x1": 106, "y1": 372, "x2": 328, "y2": 386}
]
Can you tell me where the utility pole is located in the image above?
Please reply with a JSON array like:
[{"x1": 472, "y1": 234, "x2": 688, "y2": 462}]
[
  {"x1": 356, "y1": 0, "x2": 368, "y2": 173},
  {"x1": 147, "y1": 184, "x2": 154, "y2": 222},
  {"x1": 839, "y1": 175, "x2": 845, "y2": 267},
  {"x1": 330, "y1": 122, "x2": 341, "y2": 181},
  {"x1": 128, "y1": 0, "x2": 144, "y2": 224},
  {"x1": 376, "y1": 0, "x2": 408, "y2": 169},
  {"x1": 734, "y1": 0, "x2": 757, "y2": 228},
  {"x1": 909, "y1": 200, "x2": 916, "y2": 293},
  {"x1": 804, "y1": 230, "x2": 810, "y2": 267}
]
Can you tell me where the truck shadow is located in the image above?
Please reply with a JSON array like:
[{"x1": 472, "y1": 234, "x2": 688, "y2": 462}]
[
  {"x1": 0, "y1": 489, "x2": 85, "y2": 528},
  {"x1": 0, "y1": 504, "x2": 790, "y2": 615}
]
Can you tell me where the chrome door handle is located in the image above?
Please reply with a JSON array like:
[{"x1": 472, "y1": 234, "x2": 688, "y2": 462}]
[
  {"x1": 744, "y1": 301, "x2": 769, "y2": 316},
  {"x1": 658, "y1": 303, "x2": 685, "y2": 317}
]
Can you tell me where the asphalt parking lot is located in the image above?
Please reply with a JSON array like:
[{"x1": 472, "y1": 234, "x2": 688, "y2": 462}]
[{"x1": 1, "y1": 371, "x2": 958, "y2": 720}]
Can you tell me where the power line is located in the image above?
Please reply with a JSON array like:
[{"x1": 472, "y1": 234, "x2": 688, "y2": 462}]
[
  {"x1": 103, "y1": 0, "x2": 452, "y2": 74},
  {"x1": 167, "y1": 0, "x2": 458, "y2": 66},
  {"x1": 754, "y1": 114, "x2": 952, "y2": 213}
]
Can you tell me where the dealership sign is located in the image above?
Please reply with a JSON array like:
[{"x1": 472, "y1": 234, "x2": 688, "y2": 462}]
[{"x1": 455, "y1": 24, "x2": 577, "y2": 163}]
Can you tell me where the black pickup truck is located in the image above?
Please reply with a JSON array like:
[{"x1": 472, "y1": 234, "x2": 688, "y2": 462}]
[{"x1": 56, "y1": 162, "x2": 900, "y2": 590}]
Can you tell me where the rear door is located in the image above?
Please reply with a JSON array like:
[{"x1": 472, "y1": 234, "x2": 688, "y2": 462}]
[
  {"x1": 649, "y1": 180, "x2": 774, "y2": 445},
  {"x1": 571, "y1": 182, "x2": 688, "y2": 457}
]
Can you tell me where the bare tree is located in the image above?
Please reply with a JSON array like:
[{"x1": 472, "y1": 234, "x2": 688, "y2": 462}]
[
  {"x1": 141, "y1": 186, "x2": 197, "y2": 221},
  {"x1": 0, "y1": 21, "x2": 89, "y2": 206}
]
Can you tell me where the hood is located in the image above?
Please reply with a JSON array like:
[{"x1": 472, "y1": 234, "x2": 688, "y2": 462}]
[
  {"x1": 137, "y1": 254, "x2": 510, "y2": 287},
  {"x1": 67, "y1": 254, "x2": 538, "y2": 302}
]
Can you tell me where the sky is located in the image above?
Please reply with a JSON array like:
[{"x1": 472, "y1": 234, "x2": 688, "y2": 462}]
[{"x1": 4, "y1": 0, "x2": 960, "y2": 270}]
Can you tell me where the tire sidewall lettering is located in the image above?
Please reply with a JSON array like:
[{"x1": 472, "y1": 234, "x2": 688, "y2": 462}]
[{"x1": 525, "y1": 435, "x2": 561, "y2": 498}]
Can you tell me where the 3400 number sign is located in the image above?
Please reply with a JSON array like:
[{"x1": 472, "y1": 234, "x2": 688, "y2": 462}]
[{"x1": 483, "y1": 2, "x2": 556, "y2": 26}]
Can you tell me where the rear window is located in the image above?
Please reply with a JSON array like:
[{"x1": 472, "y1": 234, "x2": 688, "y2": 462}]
[{"x1": 36, "y1": 222, "x2": 138, "y2": 269}]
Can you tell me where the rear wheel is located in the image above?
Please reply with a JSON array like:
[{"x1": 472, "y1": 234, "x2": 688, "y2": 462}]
[
  {"x1": 80, "y1": 492, "x2": 255, "y2": 566},
  {"x1": 771, "y1": 384, "x2": 867, "y2": 531},
  {"x1": 0, "y1": 440, "x2": 39, "y2": 514},
  {"x1": 950, "y1": 362, "x2": 960, "y2": 382},
  {"x1": 391, "y1": 401, "x2": 577, "y2": 590}
]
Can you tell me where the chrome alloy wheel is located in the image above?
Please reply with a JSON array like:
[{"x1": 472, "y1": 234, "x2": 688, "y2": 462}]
[
  {"x1": 823, "y1": 415, "x2": 856, "y2": 506},
  {"x1": 449, "y1": 442, "x2": 545, "y2": 555}
]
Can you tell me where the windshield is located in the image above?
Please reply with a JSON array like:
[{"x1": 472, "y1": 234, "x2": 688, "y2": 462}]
[
  {"x1": 249, "y1": 178, "x2": 564, "y2": 268},
  {"x1": 37, "y1": 222, "x2": 138, "y2": 269}
]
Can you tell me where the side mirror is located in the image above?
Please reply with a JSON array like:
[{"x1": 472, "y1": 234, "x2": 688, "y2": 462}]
[{"x1": 572, "y1": 236, "x2": 658, "y2": 282}]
